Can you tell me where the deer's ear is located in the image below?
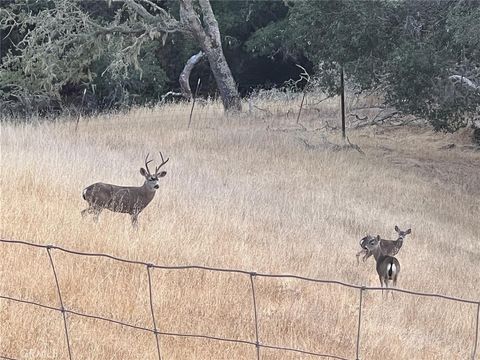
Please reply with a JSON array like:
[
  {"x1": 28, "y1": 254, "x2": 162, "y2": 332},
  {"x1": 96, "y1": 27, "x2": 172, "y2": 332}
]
[
  {"x1": 158, "y1": 171, "x2": 167, "y2": 178},
  {"x1": 394, "y1": 225, "x2": 399, "y2": 232},
  {"x1": 140, "y1": 168, "x2": 148, "y2": 177},
  {"x1": 405, "y1": 228, "x2": 412, "y2": 234},
  {"x1": 376, "y1": 235, "x2": 381, "y2": 241}
]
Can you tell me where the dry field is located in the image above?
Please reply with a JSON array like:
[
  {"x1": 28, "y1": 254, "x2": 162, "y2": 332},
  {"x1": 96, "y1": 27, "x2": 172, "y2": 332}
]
[{"x1": 1, "y1": 99, "x2": 479, "y2": 360}]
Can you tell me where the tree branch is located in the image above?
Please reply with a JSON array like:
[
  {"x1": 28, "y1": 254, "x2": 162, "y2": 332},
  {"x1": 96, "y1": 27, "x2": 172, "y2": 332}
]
[
  {"x1": 123, "y1": 0, "x2": 157, "y2": 22},
  {"x1": 90, "y1": 22, "x2": 147, "y2": 36},
  {"x1": 449, "y1": 75, "x2": 479, "y2": 91},
  {"x1": 139, "y1": 0, "x2": 173, "y2": 19},
  {"x1": 198, "y1": 0, "x2": 221, "y2": 46},
  {"x1": 115, "y1": 0, "x2": 182, "y2": 33},
  {"x1": 179, "y1": 51, "x2": 205, "y2": 99}
]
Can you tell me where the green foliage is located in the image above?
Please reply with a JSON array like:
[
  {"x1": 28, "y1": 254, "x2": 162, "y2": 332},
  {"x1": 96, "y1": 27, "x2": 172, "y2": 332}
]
[
  {"x1": 385, "y1": 42, "x2": 464, "y2": 132},
  {"x1": 90, "y1": 41, "x2": 168, "y2": 108},
  {"x1": 383, "y1": 1, "x2": 480, "y2": 131},
  {"x1": 0, "y1": 0, "x2": 169, "y2": 113},
  {"x1": 1, "y1": 0, "x2": 478, "y2": 131},
  {"x1": 213, "y1": 0, "x2": 288, "y2": 50},
  {"x1": 0, "y1": 1, "x2": 104, "y2": 112},
  {"x1": 246, "y1": 0, "x2": 480, "y2": 132},
  {"x1": 211, "y1": 0, "x2": 296, "y2": 92},
  {"x1": 247, "y1": 1, "x2": 397, "y2": 93},
  {"x1": 245, "y1": 18, "x2": 292, "y2": 59},
  {"x1": 447, "y1": 4, "x2": 480, "y2": 54}
]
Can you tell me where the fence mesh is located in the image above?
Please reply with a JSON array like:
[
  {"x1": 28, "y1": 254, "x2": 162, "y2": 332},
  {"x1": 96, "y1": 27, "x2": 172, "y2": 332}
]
[{"x1": 1, "y1": 238, "x2": 478, "y2": 360}]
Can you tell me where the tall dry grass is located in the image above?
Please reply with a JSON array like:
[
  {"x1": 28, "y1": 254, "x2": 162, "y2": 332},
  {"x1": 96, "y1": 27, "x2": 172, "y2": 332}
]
[{"x1": 1, "y1": 99, "x2": 479, "y2": 360}]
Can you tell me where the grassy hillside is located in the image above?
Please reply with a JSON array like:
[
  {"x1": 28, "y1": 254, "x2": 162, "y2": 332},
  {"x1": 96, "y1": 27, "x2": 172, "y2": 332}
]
[{"x1": 1, "y1": 101, "x2": 479, "y2": 359}]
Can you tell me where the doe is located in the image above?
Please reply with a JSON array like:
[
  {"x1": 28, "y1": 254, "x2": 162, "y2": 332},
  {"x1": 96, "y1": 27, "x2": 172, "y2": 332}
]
[
  {"x1": 356, "y1": 225, "x2": 411, "y2": 263},
  {"x1": 81, "y1": 152, "x2": 169, "y2": 228},
  {"x1": 364, "y1": 235, "x2": 401, "y2": 298}
]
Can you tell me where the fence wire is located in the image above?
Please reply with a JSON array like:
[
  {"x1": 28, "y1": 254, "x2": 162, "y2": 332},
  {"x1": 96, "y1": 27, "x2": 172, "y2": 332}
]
[{"x1": 0, "y1": 238, "x2": 479, "y2": 360}]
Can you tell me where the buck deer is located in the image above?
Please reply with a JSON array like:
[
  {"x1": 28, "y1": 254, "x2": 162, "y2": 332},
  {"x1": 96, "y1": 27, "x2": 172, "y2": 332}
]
[
  {"x1": 364, "y1": 235, "x2": 401, "y2": 298},
  {"x1": 81, "y1": 152, "x2": 169, "y2": 228},
  {"x1": 356, "y1": 226, "x2": 411, "y2": 264}
]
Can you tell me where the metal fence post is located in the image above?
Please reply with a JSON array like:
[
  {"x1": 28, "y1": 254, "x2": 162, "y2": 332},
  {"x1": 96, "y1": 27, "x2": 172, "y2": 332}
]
[
  {"x1": 46, "y1": 246, "x2": 73, "y2": 360},
  {"x1": 249, "y1": 273, "x2": 261, "y2": 360},
  {"x1": 147, "y1": 264, "x2": 162, "y2": 360},
  {"x1": 473, "y1": 302, "x2": 480, "y2": 360},
  {"x1": 355, "y1": 286, "x2": 365, "y2": 360}
]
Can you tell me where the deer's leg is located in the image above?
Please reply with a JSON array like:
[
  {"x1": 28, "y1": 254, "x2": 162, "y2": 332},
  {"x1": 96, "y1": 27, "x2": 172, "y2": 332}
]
[
  {"x1": 82, "y1": 206, "x2": 98, "y2": 218},
  {"x1": 385, "y1": 278, "x2": 391, "y2": 300},
  {"x1": 81, "y1": 205, "x2": 94, "y2": 218},
  {"x1": 131, "y1": 214, "x2": 139, "y2": 229},
  {"x1": 92, "y1": 208, "x2": 102, "y2": 223},
  {"x1": 81, "y1": 208, "x2": 89, "y2": 218},
  {"x1": 392, "y1": 274, "x2": 398, "y2": 299},
  {"x1": 379, "y1": 276, "x2": 385, "y2": 299}
]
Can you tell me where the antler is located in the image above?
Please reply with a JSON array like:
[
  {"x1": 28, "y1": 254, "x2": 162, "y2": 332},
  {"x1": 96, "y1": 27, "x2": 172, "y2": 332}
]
[
  {"x1": 155, "y1": 151, "x2": 169, "y2": 174},
  {"x1": 144, "y1": 153, "x2": 154, "y2": 175}
]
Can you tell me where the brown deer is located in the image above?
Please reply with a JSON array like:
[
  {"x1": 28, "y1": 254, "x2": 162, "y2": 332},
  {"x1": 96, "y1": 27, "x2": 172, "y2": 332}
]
[
  {"x1": 356, "y1": 226, "x2": 411, "y2": 264},
  {"x1": 81, "y1": 152, "x2": 169, "y2": 228},
  {"x1": 364, "y1": 235, "x2": 401, "y2": 298}
]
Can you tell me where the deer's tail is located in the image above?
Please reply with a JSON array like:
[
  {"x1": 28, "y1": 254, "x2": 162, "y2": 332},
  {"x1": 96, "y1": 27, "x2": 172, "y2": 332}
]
[{"x1": 387, "y1": 259, "x2": 397, "y2": 279}]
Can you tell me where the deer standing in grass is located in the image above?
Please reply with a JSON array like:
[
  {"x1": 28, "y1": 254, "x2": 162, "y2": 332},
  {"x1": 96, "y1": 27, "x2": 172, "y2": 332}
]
[
  {"x1": 364, "y1": 235, "x2": 401, "y2": 298},
  {"x1": 356, "y1": 226, "x2": 411, "y2": 264},
  {"x1": 81, "y1": 152, "x2": 169, "y2": 228}
]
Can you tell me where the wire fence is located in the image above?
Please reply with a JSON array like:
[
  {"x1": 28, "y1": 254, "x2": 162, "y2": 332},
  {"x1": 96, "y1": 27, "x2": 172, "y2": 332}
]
[{"x1": 1, "y1": 238, "x2": 479, "y2": 360}]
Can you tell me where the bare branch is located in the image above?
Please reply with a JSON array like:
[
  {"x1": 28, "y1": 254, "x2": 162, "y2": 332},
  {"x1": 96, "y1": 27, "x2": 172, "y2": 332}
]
[
  {"x1": 160, "y1": 91, "x2": 183, "y2": 103},
  {"x1": 90, "y1": 22, "x2": 147, "y2": 36},
  {"x1": 114, "y1": 0, "x2": 182, "y2": 33},
  {"x1": 345, "y1": 136, "x2": 365, "y2": 155},
  {"x1": 123, "y1": 0, "x2": 157, "y2": 22},
  {"x1": 351, "y1": 113, "x2": 368, "y2": 121},
  {"x1": 179, "y1": 51, "x2": 204, "y2": 99},
  {"x1": 139, "y1": 0, "x2": 173, "y2": 19},
  {"x1": 307, "y1": 94, "x2": 334, "y2": 105},
  {"x1": 449, "y1": 75, "x2": 479, "y2": 91}
]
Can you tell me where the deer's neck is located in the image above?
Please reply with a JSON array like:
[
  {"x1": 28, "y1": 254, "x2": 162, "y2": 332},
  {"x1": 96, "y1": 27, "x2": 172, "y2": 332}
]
[
  {"x1": 140, "y1": 183, "x2": 157, "y2": 201},
  {"x1": 371, "y1": 247, "x2": 384, "y2": 262}
]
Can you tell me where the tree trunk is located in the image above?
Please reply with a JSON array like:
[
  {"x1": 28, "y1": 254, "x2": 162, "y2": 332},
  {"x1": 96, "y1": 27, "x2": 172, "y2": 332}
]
[
  {"x1": 179, "y1": 0, "x2": 241, "y2": 111},
  {"x1": 202, "y1": 45, "x2": 241, "y2": 111}
]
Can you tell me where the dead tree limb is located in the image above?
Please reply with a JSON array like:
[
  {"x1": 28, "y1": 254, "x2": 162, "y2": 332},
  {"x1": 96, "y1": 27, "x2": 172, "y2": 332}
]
[
  {"x1": 307, "y1": 95, "x2": 334, "y2": 105},
  {"x1": 179, "y1": 51, "x2": 205, "y2": 99},
  {"x1": 298, "y1": 136, "x2": 365, "y2": 155},
  {"x1": 351, "y1": 113, "x2": 368, "y2": 121},
  {"x1": 160, "y1": 91, "x2": 183, "y2": 103},
  {"x1": 295, "y1": 64, "x2": 310, "y2": 124},
  {"x1": 448, "y1": 75, "x2": 479, "y2": 91}
]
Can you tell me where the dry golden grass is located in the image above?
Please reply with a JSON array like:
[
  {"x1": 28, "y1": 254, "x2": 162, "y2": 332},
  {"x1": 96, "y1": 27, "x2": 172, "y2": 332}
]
[{"x1": 1, "y1": 99, "x2": 479, "y2": 360}]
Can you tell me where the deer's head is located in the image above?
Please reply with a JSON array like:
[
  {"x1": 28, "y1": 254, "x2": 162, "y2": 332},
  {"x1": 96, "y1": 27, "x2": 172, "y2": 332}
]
[
  {"x1": 140, "y1": 152, "x2": 169, "y2": 191},
  {"x1": 365, "y1": 235, "x2": 381, "y2": 251},
  {"x1": 359, "y1": 234, "x2": 375, "y2": 249},
  {"x1": 394, "y1": 225, "x2": 411, "y2": 240}
]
